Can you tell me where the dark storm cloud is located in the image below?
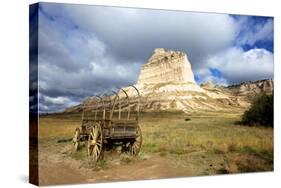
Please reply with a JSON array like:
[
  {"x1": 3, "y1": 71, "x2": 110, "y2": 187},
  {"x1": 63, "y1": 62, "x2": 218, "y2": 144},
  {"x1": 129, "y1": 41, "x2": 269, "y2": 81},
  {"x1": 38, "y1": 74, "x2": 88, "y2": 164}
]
[{"x1": 37, "y1": 3, "x2": 273, "y2": 112}]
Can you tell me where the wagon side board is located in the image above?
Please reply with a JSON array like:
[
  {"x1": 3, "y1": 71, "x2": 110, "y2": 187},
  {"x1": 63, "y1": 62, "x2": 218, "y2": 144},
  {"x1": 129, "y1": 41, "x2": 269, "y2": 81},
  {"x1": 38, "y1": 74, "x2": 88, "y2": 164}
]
[
  {"x1": 79, "y1": 119, "x2": 140, "y2": 140},
  {"x1": 104, "y1": 119, "x2": 139, "y2": 139}
]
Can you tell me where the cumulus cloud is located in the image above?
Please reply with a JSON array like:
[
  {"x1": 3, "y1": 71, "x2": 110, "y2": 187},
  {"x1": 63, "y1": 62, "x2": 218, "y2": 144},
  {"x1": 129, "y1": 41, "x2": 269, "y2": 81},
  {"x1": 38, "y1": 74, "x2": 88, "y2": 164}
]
[
  {"x1": 43, "y1": 96, "x2": 69, "y2": 105},
  {"x1": 35, "y1": 3, "x2": 274, "y2": 112},
  {"x1": 205, "y1": 47, "x2": 273, "y2": 84},
  {"x1": 39, "y1": 94, "x2": 79, "y2": 112}
]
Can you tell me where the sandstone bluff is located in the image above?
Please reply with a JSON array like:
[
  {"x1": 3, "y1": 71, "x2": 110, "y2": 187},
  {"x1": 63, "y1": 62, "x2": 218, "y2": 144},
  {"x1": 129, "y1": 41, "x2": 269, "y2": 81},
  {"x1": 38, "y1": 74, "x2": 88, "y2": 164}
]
[
  {"x1": 65, "y1": 48, "x2": 273, "y2": 113},
  {"x1": 137, "y1": 48, "x2": 195, "y2": 85}
]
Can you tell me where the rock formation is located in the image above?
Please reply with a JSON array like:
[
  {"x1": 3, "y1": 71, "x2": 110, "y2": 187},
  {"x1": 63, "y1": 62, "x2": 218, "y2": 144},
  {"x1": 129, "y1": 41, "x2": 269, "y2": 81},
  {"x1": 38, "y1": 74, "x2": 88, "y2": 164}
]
[
  {"x1": 137, "y1": 48, "x2": 195, "y2": 85},
  {"x1": 119, "y1": 49, "x2": 247, "y2": 112},
  {"x1": 235, "y1": 79, "x2": 273, "y2": 96},
  {"x1": 227, "y1": 79, "x2": 274, "y2": 100},
  {"x1": 65, "y1": 48, "x2": 274, "y2": 113}
]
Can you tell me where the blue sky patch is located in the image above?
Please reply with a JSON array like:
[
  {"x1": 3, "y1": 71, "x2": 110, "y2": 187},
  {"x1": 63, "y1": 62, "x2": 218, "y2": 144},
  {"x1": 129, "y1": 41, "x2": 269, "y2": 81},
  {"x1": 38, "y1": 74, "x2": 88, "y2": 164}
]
[
  {"x1": 209, "y1": 68, "x2": 222, "y2": 79},
  {"x1": 234, "y1": 16, "x2": 273, "y2": 52},
  {"x1": 194, "y1": 74, "x2": 202, "y2": 83}
]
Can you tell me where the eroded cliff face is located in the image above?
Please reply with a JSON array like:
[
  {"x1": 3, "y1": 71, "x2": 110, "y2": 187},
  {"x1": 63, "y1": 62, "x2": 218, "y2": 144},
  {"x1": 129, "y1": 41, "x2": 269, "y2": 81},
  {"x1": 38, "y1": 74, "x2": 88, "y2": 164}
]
[
  {"x1": 120, "y1": 48, "x2": 246, "y2": 112},
  {"x1": 238, "y1": 79, "x2": 273, "y2": 96},
  {"x1": 65, "y1": 49, "x2": 273, "y2": 113},
  {"x1": 137, "y1": 48, "x2": 195, "y2": 85},
  {"x1": 227, "y1": 79, "x2": 274, "y2": 101}
]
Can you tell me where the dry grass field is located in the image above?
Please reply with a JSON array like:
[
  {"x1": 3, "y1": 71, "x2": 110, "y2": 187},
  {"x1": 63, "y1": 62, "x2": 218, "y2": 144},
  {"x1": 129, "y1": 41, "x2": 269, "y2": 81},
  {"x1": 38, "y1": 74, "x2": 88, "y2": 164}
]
[
  {"x1": 38, "y1": 110, "x2": 273, "y2": 185},
  {"x1": 140, "y1": 110, "x2": 273, "y2": 174}
]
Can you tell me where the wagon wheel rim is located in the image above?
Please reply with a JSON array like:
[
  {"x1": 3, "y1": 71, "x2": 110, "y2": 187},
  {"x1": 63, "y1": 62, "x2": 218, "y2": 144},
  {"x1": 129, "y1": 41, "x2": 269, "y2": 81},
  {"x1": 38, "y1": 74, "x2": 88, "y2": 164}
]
[
  {"x1": 130, "y1": 125, "x2": 142, "y2": 155},
  {"x1": 88, "y1": 123, "x2": 103, "y2": 163},
  {"x1": 72, "y1": 128, "x2": 80, "y2": 153}
]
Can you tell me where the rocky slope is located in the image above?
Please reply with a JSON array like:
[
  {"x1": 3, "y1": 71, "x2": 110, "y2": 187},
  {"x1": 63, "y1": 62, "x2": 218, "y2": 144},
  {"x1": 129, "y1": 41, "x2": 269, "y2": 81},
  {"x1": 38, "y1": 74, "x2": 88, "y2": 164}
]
[
  {"x1": 65, "y1": 49, "x2": 273, "y2": 113},
  {"x1": 227, "y1": 79, "x2": 274, "y2": 97}
]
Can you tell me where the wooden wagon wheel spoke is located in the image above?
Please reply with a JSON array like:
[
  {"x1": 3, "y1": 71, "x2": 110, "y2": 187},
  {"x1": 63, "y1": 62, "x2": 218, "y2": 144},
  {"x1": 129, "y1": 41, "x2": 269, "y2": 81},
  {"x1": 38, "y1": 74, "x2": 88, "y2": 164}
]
[
  {"x1": 129, "y1": 125, "x2": 142, "y2": 156},
  {"x1": 96, "y1": 142, "x2": 101, "y2": 147},
  {"x1": 136, "y1": 131, "x2": 141, "y2": 137},
  {"x1": 88, "y1": 123, "x2": 103, "y2": 164},
  {"x1": 72, "y1": 128, "x2": 80, "y2": 153},
  {"x1": 95, "y1": 145, "x2": 100, "y2": 154},
  {"x1": 134, "y1": 138, "x2": 141, "y2": 143},
  {"x1": 131, "y1": 145, "x2": 136, "y2": 155},
  {"x1": 93, "y1": 147, "x2": 98, "y2": 159},
  {"x1": 132, "y1": 145, "x2": 138, "y2": 155}
]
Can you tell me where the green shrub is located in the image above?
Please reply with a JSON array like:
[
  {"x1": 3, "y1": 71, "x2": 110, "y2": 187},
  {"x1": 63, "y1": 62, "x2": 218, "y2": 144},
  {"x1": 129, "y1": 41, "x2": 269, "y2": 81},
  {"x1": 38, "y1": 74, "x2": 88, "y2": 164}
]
[{"x1": 241, "y1": 94, "x2": 273, "y2": 127}]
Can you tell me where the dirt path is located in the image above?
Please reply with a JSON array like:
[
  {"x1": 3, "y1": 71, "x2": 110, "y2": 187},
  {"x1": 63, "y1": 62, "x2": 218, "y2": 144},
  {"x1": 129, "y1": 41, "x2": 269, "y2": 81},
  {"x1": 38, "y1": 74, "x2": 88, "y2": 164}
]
[
  {"x1": 86, "y1": 154, "x2": 192, "y2": 183},
  {"x1": 39, "y1": 161, "x2": 87, "y2": 185},
  {"x1": 38, "y1": 142, "x2": 195, "y2": 185}
]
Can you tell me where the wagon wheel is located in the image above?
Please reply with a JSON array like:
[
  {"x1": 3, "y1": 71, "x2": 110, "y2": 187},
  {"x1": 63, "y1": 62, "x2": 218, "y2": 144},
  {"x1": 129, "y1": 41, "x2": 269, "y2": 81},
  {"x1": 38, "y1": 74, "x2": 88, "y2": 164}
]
[
  {"x1": 129, "y1": 125, "x2": 142, "y2": 155},
  {"x1": 88, "y1": 123, "x2": 103, "y2": 163},
  {"x1": 72, "y1": 128, "x2": 80, "y2": 153}
]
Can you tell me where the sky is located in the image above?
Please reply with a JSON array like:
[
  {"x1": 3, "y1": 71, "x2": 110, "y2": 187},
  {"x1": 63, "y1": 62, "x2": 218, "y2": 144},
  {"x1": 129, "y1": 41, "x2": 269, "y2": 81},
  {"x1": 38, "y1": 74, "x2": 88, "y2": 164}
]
[{"x1": 33, "y1": 2, "x2": 274, "y2": 112}]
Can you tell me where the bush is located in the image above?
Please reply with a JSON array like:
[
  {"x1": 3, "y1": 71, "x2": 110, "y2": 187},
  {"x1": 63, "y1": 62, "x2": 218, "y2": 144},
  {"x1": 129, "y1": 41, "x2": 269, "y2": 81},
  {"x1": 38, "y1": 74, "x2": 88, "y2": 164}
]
[{"x1": 241, "y1": 94, "x2": 273, "y2": 127}]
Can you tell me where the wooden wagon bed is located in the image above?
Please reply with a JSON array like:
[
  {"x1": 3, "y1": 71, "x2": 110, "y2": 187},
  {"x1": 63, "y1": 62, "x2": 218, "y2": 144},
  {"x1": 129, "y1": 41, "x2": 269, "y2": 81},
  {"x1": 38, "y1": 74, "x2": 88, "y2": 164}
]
[{"x1": 72, "y1": 86, "x2": 142, "y2": 164}]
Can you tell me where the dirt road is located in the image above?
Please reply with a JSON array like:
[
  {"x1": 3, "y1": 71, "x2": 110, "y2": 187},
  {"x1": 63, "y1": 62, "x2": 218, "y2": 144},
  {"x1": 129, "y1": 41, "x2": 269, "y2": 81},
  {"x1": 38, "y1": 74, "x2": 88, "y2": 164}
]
[{"x1": 38, "y1": 142, "x2": 199, "y2": 186}]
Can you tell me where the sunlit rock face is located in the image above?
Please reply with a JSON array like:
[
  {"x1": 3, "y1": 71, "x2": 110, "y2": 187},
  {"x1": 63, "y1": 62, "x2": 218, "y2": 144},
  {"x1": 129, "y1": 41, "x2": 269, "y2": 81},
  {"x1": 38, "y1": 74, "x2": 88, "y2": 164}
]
[
  {"x1": 65, "y1": 48, "x2": 273, "y2": 113},
  {"x1": 227, "y1": 79, "x2": 274, "y2": 98},
  {"x1": 238, "y1": 79, "x2": 274, "y2": 95},
  {"x1": 137, "y1": 48, "x2": 195, "y2": 85}
]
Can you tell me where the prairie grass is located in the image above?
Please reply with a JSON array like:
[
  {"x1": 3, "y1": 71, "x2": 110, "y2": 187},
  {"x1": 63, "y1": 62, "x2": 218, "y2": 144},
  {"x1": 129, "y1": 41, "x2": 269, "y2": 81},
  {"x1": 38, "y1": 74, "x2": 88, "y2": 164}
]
[
  {"x1": 39, "y1": 113, "x2": 81, "y2": 140},
  {"x1": 140, "y1": 110, "x2": 273, "y2": 156},
  {"x1": 39, "y1": 109, "x2": 273, "y2": 174},
  {"x1": 139, "y1": 110, "x2": 273, "y2": 173}
]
